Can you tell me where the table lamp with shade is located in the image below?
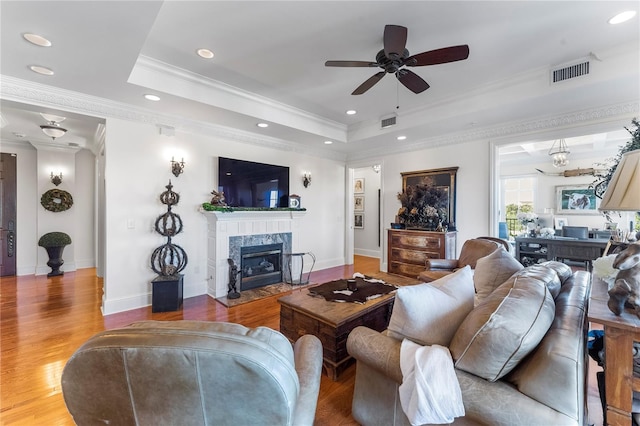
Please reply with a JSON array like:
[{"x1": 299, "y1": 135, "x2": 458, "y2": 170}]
[{"x1": 598, "y1": 149, "x2": 640, "y2": 241}]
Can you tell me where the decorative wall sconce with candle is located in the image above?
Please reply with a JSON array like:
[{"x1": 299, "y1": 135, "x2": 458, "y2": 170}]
[
  {"x1": 50, "y1": 172, "x2": 63, "y2": 186},
  {"x1": 302, "y1": 172, "x2": 311, "y2": 188},
  {"x1": 171, "y1": 157, "x2": 185, "y2": 177}
]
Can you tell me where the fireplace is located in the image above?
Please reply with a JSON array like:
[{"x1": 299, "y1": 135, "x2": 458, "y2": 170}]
[{"x1": 240, "y1": 243, "x2": 283, "y2": 290}]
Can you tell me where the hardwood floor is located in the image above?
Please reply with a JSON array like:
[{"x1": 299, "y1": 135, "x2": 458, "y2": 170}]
[{"x1": 1, "y1": 256, "x2": 603, "y2": 425}]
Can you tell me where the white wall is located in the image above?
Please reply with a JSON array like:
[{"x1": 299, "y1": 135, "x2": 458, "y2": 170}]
[
  {"x1": 102, "y1": 118, "x2": 346, "y2": 315},
  {"x1": 353, "y1": 166, "x2": 381, "y2": 258},
  {"x1": 380, "y1": 139, "x2": 491, "y2": 270}
]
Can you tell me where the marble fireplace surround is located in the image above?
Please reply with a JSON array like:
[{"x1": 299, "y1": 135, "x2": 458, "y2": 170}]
[{"x1": 203, "y1": 211, "x2": 304, "y2": 299}]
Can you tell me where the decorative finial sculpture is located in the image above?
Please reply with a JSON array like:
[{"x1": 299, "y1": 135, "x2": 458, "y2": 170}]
[{"x1": 151, "y1": 180, "x2": 188, "y2": 276}]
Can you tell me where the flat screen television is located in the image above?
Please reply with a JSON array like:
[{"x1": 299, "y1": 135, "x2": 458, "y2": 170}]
[{"x1": 218, "y1": 157, "x2": 290, "y2": 207}]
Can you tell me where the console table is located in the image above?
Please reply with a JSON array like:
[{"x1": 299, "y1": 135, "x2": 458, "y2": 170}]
[
  {"x1": 514, "y1": 237, "x2": 609, "y2": 271},
  {"x1": 588, "y1": 277, "x2": 640, "y2": 426}
]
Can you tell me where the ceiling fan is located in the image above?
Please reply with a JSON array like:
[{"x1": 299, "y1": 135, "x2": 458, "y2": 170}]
[{"x1": 325, "y1": 25, "x2": 469, "y2": 95}]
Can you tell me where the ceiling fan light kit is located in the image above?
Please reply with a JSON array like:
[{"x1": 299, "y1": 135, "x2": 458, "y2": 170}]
[{"x1": 325, "y1": 24, "x2": 469, "y2": 95}]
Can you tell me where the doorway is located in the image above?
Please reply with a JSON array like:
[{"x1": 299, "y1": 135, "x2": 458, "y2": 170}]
[
  {"x1": 350, "y1": 164, "x2": 383, "y2": 268},
  {"x1": 0, "y1": 153, "x2": 17, "y2": 276}
]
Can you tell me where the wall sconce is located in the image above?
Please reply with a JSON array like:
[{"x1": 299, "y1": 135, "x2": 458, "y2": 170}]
[
  {"x1": 372, "y1": 164, "x2": 381, "y2": 173},
  {"x1": 171, "y1": 157, "x2": 185, "y2": 177},
  {"x1": 50, "y1": 172, "x2": 62, "y2": 186},
  {"x1": 302, "y1": 172, "x2": 311, "y2": 188}
]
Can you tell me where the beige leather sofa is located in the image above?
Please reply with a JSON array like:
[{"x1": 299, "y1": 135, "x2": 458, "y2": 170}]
[
  {"x1": 61, "y1": 320, "x2": 323, "y2": 426},
  {"x1": 347, "y1": 262, "x2": 591, "y2": 425}
]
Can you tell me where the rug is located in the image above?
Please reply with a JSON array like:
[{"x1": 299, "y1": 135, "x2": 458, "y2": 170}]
[
  {"x1": 307, "y1": 276, "x2": 397, "y2": 303},
  {"x1": 216, "y1": 282, "x2": 315, "y2": 308}
]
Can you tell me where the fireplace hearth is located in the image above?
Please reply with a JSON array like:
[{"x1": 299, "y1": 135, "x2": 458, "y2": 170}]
[{"x1": 240, "y1": 243, "x2": 283, "y2": 290}]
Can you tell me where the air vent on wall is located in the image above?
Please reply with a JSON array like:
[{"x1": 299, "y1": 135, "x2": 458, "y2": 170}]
[
  {"x1": 381, "y1": 113, "x2": 397, "y2": 129},
  {"x1": 551, "y1": 61, "x2": 590, "y2": 83}
]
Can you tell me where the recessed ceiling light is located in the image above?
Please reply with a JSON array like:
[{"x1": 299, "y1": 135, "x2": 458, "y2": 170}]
[
  {"x1": 23, "y1": 33, "x2": 51, "y2": 47},
  {"x1": 29, "y1": 65, "x2": 54, "y2": 75},
  {"x1": 608, "y1": 10, "x2": 637, "y2": 24},
  {"x1": 257, "y1": 122, "x2": 269, "y2": 128},
  {"x1": 397, "y1": 135, "x2": 407, "y2": 141},
  {"x1": 324, "y1": 140, "x2": 333, "y2": 145},
  {"x1": 144, "y1": 94, "x2": 161, "y2": 101},
  {"x1": 197, "y1": 48, "x2": 214, "y2": 59},
  {"x1": 346, "y1": 110, "x2": 357, "y2": 115}
]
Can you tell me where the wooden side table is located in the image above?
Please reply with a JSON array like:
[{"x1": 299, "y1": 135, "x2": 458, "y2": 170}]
[{"x1": 588, "y1": 277, "x2": 640, "y2": 425}]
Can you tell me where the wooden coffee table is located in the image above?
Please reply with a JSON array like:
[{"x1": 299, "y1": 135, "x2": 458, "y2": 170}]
[{"x1": 278, "y1": 280, "x2": 398, "y2": 381}]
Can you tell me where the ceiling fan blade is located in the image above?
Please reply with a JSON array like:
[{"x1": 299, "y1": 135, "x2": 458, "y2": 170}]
[
  {"x1": 406, "y1": 45, "x2": 470, "y2": 66},
  {"x1": 383, "y1": 25, "x2": 407, "y2": 60},
  {"x1": 396, "y1": 69, "x2": 430, "y2": 94},
  {"x1": 325, "y1": 60, "x2": 378, "y2": 67},
  {"x1": 352, "y1": 71, "x2": 386, "y2": 95}
]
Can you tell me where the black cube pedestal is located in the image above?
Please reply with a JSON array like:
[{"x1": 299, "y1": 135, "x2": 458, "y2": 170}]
[{"x1": 152, "y1": 274, "x2": 184, "y2": 312}]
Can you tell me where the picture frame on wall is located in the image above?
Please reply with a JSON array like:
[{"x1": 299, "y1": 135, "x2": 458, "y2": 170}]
[
  {"x1": 354, "y1": 178, "x2": 365, "y2": 194},
  {"x1": 554, "y1": 217, "x2": 568, "y2": 229},
  {"x1": 354, "y1": 195, "x2": 364, "y2": 211},
  {"x1": 556, "y1": 185, "x2": 601, "y2": 215},
  {"x1": 401, "y1": 167, "x2": 458, "y2": 227},
  {"x1": 354, "y1": 213, "x2": 364, "y2": 229}
]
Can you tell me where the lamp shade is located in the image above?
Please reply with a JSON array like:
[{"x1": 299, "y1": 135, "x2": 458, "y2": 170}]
[{"x1": 598, "y1": 149, "x2": 640, "y2": 211}]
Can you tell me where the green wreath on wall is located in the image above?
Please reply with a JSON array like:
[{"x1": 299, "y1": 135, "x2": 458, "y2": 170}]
[{"x1": 41, "y1": 189, "x2": 74, "y2": 212}]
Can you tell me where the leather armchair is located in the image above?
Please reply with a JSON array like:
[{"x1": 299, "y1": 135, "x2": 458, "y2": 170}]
[
  {"x1": 418, "y1": 238, "x2": 503, "y2": 282},
  {"x1": 61, "y1": 320, "x2": 323, "y2": 426}
]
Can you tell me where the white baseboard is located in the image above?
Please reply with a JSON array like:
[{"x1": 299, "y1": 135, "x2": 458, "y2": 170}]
[
  {"x1": 354, "y1": 249, "x2": 381, "y2": 258},
  {"x1": 102, "y1": 278, "x2": 208, "y2": 315},
  {"x1": 35, "y1": 261, "x2": 77, "y2": 276}
]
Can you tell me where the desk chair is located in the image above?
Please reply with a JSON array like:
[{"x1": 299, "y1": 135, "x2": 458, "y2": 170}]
[
  {"x1": 562, "y1": 226, "x2": 589, "y2": 239},
  {"x1": 559, "y1": 226, "x2": 591, "y2": 270}
]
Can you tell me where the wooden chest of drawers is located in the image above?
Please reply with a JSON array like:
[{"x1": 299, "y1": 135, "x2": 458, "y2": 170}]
[{"x1": 387, "y1": 229, "x2": 457, "y2": 278}]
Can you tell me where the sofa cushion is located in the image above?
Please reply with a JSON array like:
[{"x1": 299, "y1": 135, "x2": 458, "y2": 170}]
[
  {"x1": 473, "y1": 248, "x2": 523, "y2": 301},
  {"x1": 540, "y1": 261, "x2": 573, "y2": 286},
  {"x1": 387, "y1": 266, "x2": 475, "y2": 346},
  {"x1": 449, "y1": 268, "x2": 556, "y2": 381},
  {"x1": 514, "y1": 264, "x2": 562, "y2": 299}
]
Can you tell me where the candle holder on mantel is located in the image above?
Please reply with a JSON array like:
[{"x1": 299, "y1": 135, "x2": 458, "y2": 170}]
[{"x1": 150, "y1": 180, "x2": 188, "y2": 312}]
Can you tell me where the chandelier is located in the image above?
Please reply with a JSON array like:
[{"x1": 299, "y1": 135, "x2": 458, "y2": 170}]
[{"x1": 548, "y1": 139, "x2": 570, "y2": 168}]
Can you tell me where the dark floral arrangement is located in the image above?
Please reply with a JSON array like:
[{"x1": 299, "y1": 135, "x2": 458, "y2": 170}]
[{"x1": 397, "y1": 177, "x2": 449, "y2": 230}]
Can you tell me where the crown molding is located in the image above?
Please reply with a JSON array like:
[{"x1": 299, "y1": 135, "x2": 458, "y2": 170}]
[
  {"x1": 347, "y1": 101, "x2": 639, "y2": 162},
  {"x1": 0, "y1": 75, "x2": 346, "y2": 162},
  {"x1": 131, "y1": 56, "x2": 348, "y2": 141}
]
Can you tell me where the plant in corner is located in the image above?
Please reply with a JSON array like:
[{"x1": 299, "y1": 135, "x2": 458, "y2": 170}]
[{"x1": 38, "y1": 232, "x2": 72, "y2": 277}]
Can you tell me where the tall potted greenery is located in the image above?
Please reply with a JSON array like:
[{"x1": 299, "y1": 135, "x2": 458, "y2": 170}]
[{"x1": 38, "y1": 232, "x2": 72, "y2": 277}]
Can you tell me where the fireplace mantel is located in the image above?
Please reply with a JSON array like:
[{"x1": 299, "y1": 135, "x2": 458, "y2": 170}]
[{"x1": 202, "y1": 210, "x2": 305, "y2": 298}]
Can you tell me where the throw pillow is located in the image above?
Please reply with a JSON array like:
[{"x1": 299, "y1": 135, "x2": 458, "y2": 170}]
[
  {"x1": 387, "y1": 266, "x2": 475, "y2": 347},
  {"x1": 473, "y1": 248, "x2": 523, "y2": 301},
  {"x1": 449, "y1": 272, "x2": 555, "y2": 381}
]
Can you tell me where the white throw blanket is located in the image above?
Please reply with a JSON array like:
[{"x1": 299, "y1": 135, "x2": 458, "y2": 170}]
[{"x1": 399, "y1": 339, "x2": 465, "y2": 425}]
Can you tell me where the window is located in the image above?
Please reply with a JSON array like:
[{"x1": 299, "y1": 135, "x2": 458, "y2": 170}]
[{"x1": 501, "y1": 176, "x2": 536, "y2": 237}]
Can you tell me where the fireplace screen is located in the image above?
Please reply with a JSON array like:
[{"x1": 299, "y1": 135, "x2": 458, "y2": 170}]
[{"x1": 240, "y1": 243, "x2": 283, "y2": 290}]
